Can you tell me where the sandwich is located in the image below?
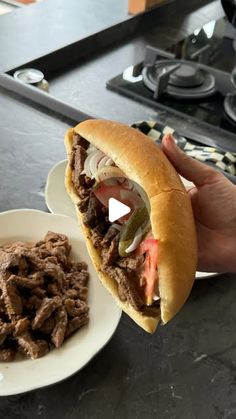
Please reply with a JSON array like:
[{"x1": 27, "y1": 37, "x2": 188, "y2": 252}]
[{"x1": 64, "y1": 119, "x2": 197, "y2": 333}]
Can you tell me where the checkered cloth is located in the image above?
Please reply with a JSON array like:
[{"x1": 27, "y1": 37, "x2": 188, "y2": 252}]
[{"x1": 132, "y1": 120, "x2": 236, "y2": 177}]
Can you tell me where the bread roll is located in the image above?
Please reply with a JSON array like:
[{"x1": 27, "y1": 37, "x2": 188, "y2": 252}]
[{"x1": 65, "y1": 120, "x2": 197, "y2": 333}]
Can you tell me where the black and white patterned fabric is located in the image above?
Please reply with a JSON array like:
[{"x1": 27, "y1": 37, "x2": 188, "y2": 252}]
[{"x1": 131, "y1": 120, "x2": 236, "y2": 177}]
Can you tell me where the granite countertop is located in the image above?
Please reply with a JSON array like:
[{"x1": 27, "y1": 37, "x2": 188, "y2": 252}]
[
  {"x1": 1, "y1": 0, "x2": 236, "y2": 418},
  {"x1": 0, "y1": 0, "x2": 132, "y2": 71},
  {"x1": 0, "y1": 0, "x2": 176, "y2": 73}
]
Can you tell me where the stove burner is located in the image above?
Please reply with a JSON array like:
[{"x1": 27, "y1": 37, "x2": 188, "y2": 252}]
[
  {"x1": 169, "y1": 64, "x2": 204, "y2": 88},
  {"x1": 142, "y1": 60, "x2": 216, "y2": 100},
  {"x1": 224, "y1": 93, "x2": 236, "y2": 123}
]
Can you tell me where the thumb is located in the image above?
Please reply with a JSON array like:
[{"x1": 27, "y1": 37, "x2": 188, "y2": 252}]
[{"x1": 162, "y1": 134, "x2": 218, "y2": 187}]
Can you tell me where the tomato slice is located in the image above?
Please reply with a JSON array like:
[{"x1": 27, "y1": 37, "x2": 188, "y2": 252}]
[
  {"x1": 138, "y1": 238, "x2": 158, "y2": 305},
  {"x1": 94, "y1": 183, "x2": 124, "y2": 207}
]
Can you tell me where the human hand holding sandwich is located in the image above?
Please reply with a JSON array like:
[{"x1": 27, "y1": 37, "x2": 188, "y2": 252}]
[{"x1": 162, "y1": 134, "x2": 236, "y2": 274}]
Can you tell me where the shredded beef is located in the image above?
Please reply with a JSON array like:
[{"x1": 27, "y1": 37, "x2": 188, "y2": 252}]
[
  {"x1": 77, "y1": 196, "x2": 90, "y2": 213},
  {"x1": 78, "y1": 186, "x2": 91, "y2": 199},
  {"x1": 1, "y1": 280, "x2": 23, "y2": 318},
  {"x1": 102, "y1": 226, "x2": 119, "y2": 246},
  {"x1": 51, "y1": 307, "x2": 68, "y2": 348},
  {"x1": 0, "y1": 250, "x2": 21, "y2": 272},
  {"x1": 75, "y1": 287, "x2": 88, "y2": 302},
  {"x1": 103, "y1": 266, "x2": 144, "y2": 311},
  {"x1": 83, "y1": 176, "x2": 95, "y2": 188},
  {"x1": 17, "y1": 331, "x2": 49, "y2": 359},
  {"x1": 72, "y1": 146, "x2": 87, "y2": 191},
  {"x1": 65, "y1": 314, "x2": 89, "y2": 338},
  {"x1": 0, "y1": 232, "x2": 89, "y2": 361},
  {"x1": 101, "y1": 236, "x2": 120, "y2": 266},
  {"x1": 38, "y1": 317, "x2": 55, "y2": 335},
  {"x1": 0, "y1": 296, "x2": 6, "y2": 317},
  {"x1": 64, "y1": 289, "x2": 80, "y2": 300},
  {"x1": 25, "y1": 255, "x2": 65, "y2": 288},
  {"x1": 44, "y1": 231, "x2": 70, "y2": 246},
  {"x1": 0, "y1": 348, "x2": 15, "y2": 362},
  {"x1": 72, "y1": 132, "x2": 89, "y2": 150},
  {"x1": 24, "y1": 295, "x2": 42, "y2": 311},
  {"x1": 64, "y1": 299, "x2": 89, "y2": 318},
  {"x1": 8, "y1": 274, "x2": 44, "y2": 289},
  {"x1": 116, "y1": 255, "x2": 144, "y2": 271},
  {"x1": 14, "y1": 317, "x2": 30, "y2": 336},
  {"x1": 90, "y1": 228, "x2": 104, "y2": 248},
  {"x1": 142, "y1": 303, "x2": 160, "y2": 317},
  {"x1": 32, "y1": 297, "x2": 62, "y2": 330},
  {"x1": 31, "y1": 287, "x2": 47, "y2": 299},
  {"x1": 68, "y1": 270, "x2": 89, "y2": 288},
  {"x1": 0, "y1": 321, "x2": 14, "y2": 336},
  {"x1": 47, "y1": 283, "x2": 62, "y2": 297},
  {"x1": 83, "y1": 192, "x2": 104, "y2": 228},
  {"x1": 0, "y1": 321, "x2": 14, "y2": 345},
  {"x1": 118, "y1": 283, "x2": 128, "y2": 302},
  {"x1": 69, "y1": 261, "x2": 88, "y2": 272}
]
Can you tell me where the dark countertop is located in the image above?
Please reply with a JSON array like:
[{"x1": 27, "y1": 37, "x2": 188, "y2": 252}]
[
  {"x1": 0, "y1": 0, "x2": 131, "y2": 72},
  {"x1": 0, "y1": 0, "x2": 174, "y2": 73},
  {"x1": 1, "y1": 1, "x2": 236, "y2": 418}
]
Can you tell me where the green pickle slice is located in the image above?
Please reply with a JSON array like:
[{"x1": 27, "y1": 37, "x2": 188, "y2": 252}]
[{"x1": 118, "y1": 207, "x2": 149, "y2": 257}]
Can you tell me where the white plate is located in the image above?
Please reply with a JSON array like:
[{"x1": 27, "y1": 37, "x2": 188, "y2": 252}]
[
  {"x1": 0, "y1": 209, "x2": 121, "y2": 396},
  {"x1": 45, "y1": 161, "x2": 219, "y2": 281},
  {"x1": 45, "y1": 160, "x2": 77, "y2": 219}
]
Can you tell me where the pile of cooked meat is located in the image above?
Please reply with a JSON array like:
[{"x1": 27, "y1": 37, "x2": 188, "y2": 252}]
[
  {"x1": 70, "y1": 132, "x2": 159, "y2": 317},
  {"x1": 0, "y1": 232, "x2": 89, "y2": 362}
]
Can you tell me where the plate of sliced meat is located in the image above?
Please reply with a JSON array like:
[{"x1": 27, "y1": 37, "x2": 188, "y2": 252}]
[{"x1": 0, "y1": 209, "x2": 121, "y2": 396}]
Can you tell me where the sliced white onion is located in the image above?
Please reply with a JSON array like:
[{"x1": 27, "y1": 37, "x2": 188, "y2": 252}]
[
  {"x1": 125, "y1": 227, "x2": 143, "y2": 254},
  {"x1": 153, "y1": 295, "x2": 160, "y2": 301},
  {"x1": 127, "y1": 179, "x2": 135, "y2": 190},
  {"x1": 87, "y1": 145, "x2": 97, "y2": 153},
  {"x1": 82, "y1": 150, "x2": 104, "y2": 177},
  {"x1": 89, "y1": 151, "x2": 105, "y2": 176},
  {"x1": 105, "y1": 158, "x2": 114, "y2": 166},
  {"x1": 98, "y1": 156, "x2": 110, "y2": 170},
  {"x1": 82, "y1": 151, "x2": 97, "y2": 177},
  {"x1": 94, "y1": 166, "x2": 125, "y2": 182}
]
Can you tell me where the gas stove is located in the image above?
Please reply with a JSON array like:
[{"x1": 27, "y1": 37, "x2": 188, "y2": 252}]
[{"x1": 107, "y1": 17, "x2": 236, "y2": 145}]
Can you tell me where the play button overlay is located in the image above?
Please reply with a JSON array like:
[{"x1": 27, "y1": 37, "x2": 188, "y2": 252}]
[
  {"x1": 93, "y1": 176, "x2": 151, "y2": 239},
  {"x1": 108, "y1": 197, "x2": 131, "y2": 222}
]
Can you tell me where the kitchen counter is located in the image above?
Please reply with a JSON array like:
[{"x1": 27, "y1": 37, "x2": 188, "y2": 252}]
[
  {"x1": 1, "y1": 1, "x2": 236, "y2": 418},
  {"x1": 0, "y1": 0, "x2": 175, "y2": 73}
]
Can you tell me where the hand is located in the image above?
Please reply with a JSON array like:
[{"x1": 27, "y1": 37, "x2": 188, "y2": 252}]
[{"x1": 162, "y1": 134, "x2": 236, "y2": 273}]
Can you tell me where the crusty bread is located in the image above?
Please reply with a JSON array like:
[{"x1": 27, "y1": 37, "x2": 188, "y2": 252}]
[{"x1": 64, "y1": 120, "x2": 197, "y2": 332}]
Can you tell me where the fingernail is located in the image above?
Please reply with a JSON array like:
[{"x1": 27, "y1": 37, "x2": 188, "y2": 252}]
[{"x1": 164, "y1": 134, "x2": 176, "y2": 147}]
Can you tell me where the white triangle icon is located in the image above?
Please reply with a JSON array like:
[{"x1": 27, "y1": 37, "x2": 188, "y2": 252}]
[{"x1": 108, "y1": 197, "x2": 131, "y2": 222}]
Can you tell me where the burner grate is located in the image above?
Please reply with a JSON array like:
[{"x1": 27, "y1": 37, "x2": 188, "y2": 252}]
[{"x1": 142, "y1": 59, "x2": 216, "y2": 100}]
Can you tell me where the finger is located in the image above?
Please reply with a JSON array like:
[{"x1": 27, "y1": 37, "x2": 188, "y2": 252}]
[{"x1": 162, "y1": 134, "x2": 219, "y2": 187}]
